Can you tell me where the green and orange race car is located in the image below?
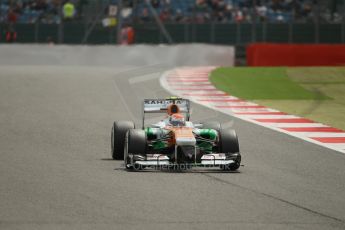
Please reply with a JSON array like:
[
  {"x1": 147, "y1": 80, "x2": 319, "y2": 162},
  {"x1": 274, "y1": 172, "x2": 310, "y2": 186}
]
[{"x1": 111, "y1": 98, "x2": 241, "y2": 171}]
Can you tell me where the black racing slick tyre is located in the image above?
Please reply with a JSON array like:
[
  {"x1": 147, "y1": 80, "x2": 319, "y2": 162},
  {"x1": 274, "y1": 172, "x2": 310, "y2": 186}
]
[
  {"x1": 202, "y1": 121, "x2": 222, "y2": 133},
  {"x1": 124, "y1": 129, "x2": 146, "y2": 170},
  {"x1": 127, "y1": 129, "x2": 146, "y2": 155},
  {"x1": 219, "y1": 129, "x2": 241, "y2": 171},
  {"x1": 219, "y1": 129, "x2": 239, "y2": 153},
  {"x1": 111, "y1": 121, "x2": 135, "y2": 160}
]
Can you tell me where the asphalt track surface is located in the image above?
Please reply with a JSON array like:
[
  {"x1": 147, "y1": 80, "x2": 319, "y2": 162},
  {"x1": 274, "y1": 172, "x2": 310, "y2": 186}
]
[{"x1": 1, "y1": 45, "x2": 345, "y2": 230}]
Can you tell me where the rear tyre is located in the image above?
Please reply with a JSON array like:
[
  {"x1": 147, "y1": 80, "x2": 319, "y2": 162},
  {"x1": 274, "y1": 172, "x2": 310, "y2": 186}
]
[
  {"x1": 202, "y1": 121, "x2": 222, "y2": 133},
  {"x1": 124, "y1": 129, "x2": 146, "y2": 170},
  {"x1": 111, "y1": 121, "x2": 135, "y2": 160},
  {"x1": 219, "y1": 129, "x2": 241, "y2": 171}
]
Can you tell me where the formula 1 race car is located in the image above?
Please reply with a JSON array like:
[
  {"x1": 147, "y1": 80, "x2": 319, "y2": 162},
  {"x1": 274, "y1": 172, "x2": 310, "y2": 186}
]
[{"x1": 111, "y1": 98, "x2": 241, "y2": 171}]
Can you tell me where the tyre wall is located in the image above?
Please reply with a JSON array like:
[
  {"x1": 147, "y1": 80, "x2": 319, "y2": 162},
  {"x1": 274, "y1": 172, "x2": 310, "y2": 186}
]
[{"x1": 247, "y1": 43, "x2": 345, "y2": 66}]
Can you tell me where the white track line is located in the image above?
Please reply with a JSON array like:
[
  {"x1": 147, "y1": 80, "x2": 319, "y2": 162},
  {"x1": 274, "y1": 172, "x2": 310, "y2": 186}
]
[
  {"x1": 258, "y1": 123, "x2": 329, "y2": 128},
  {"x1": 160, "y1": 67, "x2": 345, "y2": 154},
  {"x1": 128, "y1": 72, "x2": 161, "y2": 84},
  {"x1": 292, "y1": 133, "x2": 345, "y2": 137}
]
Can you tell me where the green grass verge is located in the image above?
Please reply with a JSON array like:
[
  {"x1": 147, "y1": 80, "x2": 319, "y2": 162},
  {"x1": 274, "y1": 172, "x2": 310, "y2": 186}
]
[
  {"x1": 210, "y1": 67, "x2": 330, "y2": 100},
  {"x1": 210, "y1": 67, "x2": 345, "y2": 130}
]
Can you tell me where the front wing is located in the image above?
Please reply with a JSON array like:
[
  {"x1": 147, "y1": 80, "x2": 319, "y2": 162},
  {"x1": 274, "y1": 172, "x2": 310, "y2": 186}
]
[{"x1": 126, "y1": 153, "x2": 238, "y2": 168}]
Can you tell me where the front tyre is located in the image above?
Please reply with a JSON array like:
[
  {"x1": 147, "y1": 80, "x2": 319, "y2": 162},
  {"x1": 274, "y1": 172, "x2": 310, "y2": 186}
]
[
  {"x1": 111, "y1": 121, "x2": 135, "y2": 160},
  {"x1": 219, "y1": 129, "x2": 241, "y2": 171},
  {"x1": 124, "y1": 129, "x2": 146, "y2": 170}
]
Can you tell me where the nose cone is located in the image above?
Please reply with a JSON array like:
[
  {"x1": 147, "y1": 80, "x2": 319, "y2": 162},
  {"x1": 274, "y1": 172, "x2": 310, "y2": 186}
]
[{"x1": 170, "y1": 127, "x2": 196, "y2": 146}]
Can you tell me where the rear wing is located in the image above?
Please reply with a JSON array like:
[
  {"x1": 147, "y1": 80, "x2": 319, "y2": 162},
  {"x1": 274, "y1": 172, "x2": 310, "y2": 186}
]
[{"x1": 142, "y1": 98, "x2": 191, "y2": 128}]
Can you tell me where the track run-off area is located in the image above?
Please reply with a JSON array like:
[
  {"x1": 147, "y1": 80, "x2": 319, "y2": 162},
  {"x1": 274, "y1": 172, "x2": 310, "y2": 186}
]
[
  {"x1": 161, "y1": 67, "x2": 345, "y2": 154},
  {"x1": 0, "y1": 45, "x2": 345, "y2": 230}
]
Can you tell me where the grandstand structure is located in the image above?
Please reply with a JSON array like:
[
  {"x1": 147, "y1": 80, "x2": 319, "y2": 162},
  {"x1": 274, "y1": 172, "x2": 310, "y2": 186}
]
[
  {"x1": 0, "y1": 0, "x2": 344, "y2": 54},
  {"x1": 1, "y1": 0, "x2": 342, "y2": 24}
]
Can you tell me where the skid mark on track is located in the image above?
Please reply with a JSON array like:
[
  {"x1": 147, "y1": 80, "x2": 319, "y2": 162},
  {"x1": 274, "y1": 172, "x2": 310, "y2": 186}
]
[
  {"x1": 111, "y1": 80, "x2": 137, "y2": 121},
  {"x1": 201, "y1": 173, "x2": 345, "y2": 224},
  {"x1": 111, "y1": 63, "x2": 170, "y2": 122}
]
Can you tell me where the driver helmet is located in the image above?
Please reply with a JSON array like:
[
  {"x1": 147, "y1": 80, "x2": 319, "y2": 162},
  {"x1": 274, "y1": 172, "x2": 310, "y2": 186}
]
[{"x1": 169, "y1": 113, "x2": 185, "y2": 126}]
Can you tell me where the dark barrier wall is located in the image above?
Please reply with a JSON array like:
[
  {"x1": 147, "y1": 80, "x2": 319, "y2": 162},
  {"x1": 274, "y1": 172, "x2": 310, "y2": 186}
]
[
  {"x1": 247, "y1": 43, "x2": 345, "y2": 66},
  {"x1": 1, "y1": 23, "x2": 344, "y2": 45}
]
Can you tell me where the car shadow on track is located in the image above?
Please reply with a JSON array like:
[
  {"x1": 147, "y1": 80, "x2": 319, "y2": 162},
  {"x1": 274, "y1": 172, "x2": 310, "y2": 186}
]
[{"x1": 113, "y1": 167, "x2": 241, "y2": 174}]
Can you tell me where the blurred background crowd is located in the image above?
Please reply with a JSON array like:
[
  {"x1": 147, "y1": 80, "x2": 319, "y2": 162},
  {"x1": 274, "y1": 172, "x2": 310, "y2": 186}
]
[{"x1": 0, "y1": 0, "x2": 343, "y2": 25}]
